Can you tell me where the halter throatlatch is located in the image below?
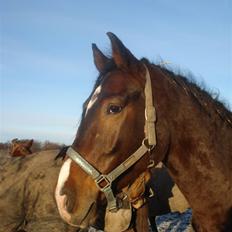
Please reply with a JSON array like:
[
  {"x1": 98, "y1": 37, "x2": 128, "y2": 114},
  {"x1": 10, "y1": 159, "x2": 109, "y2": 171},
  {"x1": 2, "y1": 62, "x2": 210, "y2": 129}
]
[{"x1": 67, "y1": 64, "x2": 157, "y2": 212}]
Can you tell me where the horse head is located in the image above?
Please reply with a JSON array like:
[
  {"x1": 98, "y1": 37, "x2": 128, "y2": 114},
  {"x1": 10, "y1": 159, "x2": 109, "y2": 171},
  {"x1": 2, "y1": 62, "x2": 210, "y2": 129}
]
[
  {"x1": 10, "y1": 139, "x2": 33, "y2": 157},
  {"x1": 55, "y1": 33, "x2": 170, "y2": 229}
]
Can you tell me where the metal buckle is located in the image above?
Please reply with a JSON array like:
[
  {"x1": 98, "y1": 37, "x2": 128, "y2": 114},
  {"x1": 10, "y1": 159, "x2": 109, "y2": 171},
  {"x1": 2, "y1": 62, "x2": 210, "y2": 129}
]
[{"x1": 95, "y1": 175, "x2": 111, "y2": 191}]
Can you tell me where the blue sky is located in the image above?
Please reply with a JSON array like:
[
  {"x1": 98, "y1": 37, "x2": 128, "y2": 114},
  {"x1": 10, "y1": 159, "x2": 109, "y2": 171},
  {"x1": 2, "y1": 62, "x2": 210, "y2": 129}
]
[{"x1": 1, "y1": 0, "x2": 231, "y2": 144}]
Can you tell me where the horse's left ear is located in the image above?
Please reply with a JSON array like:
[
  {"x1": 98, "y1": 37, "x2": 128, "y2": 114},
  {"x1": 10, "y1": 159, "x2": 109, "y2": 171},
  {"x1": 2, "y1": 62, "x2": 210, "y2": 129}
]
[
  {"x1": 92, "y1": 43, "x2": 110, "y2": 73},
  {"x1": 107, "y1": 32, "x2": 138, "y2": 68}
]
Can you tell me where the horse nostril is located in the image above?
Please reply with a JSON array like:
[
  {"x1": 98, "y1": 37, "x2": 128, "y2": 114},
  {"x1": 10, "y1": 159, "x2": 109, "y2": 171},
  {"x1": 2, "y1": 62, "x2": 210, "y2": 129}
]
[{"x1": 60, "y1": 186, "x2": 76, "y2": 213}]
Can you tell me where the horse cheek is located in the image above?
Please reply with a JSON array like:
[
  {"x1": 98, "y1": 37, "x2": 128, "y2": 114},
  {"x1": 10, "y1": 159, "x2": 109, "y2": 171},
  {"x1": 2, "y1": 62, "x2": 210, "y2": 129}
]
[{"x1": 98, "y1": 113, "x2": 126, "y2": 155}]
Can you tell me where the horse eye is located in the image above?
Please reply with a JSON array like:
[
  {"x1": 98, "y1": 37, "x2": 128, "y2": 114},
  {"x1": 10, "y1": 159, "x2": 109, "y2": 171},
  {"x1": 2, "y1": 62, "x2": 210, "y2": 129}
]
[{"x1": 107, "y1": 105, "x2": 123, "y2": 114}]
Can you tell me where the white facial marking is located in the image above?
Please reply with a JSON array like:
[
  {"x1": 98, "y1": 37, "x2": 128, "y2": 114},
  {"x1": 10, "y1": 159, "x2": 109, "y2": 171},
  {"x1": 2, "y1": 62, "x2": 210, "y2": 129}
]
[
  {"x1": 56, "y1": 158, "x2": 72, "y2": 192},
  {"x1": 85, "y1": 85, "x2": 102, "y2": 116},
  {"x1": 55, "y1": 158, "x2": 72, "y2": 221}
]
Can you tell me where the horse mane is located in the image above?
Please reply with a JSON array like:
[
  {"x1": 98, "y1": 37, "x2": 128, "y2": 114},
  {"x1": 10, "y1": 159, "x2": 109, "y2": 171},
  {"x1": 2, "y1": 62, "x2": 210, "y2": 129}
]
[
  {"x1": 82, "y1": 57, "x2": 232, "y2": 127},
  {"x1": 142, "y1": 58, "x2": 232, "y2": 127}
]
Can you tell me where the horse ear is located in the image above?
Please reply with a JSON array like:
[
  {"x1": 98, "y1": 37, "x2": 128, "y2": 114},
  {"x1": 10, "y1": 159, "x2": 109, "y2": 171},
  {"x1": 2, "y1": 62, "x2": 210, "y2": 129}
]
[
  {"x1": 11, "y1": 138, "x2": 18, "y2": 144},
  {"x1": 107, "y1": 32, "x2": 138, "y2": 68},
  {"x1": 26, "y1": 139, "x2": 33, "y2": 148},
  {"x1": 92, "y1": 43, "x2": 110, "y2": 73}
]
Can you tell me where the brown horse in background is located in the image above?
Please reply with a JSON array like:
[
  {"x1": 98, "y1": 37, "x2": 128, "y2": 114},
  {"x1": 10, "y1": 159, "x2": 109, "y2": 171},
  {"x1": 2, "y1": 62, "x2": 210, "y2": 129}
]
[
  {"x1": 55, "y1": 33, "x2": 232, "y2": 231},
  {"x1": 10, "y1": 138, "x2": 33, "y2": 157},
  {"x1": 0, "y1": 149, "x2": 80, "y2": 232}
]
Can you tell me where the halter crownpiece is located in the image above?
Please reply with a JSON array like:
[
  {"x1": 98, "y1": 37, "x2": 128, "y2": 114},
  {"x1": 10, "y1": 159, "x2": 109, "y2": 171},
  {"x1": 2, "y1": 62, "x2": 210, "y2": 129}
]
[
  {"x1": 144, "y1": 64, "x2": 157, "y2": 146},
  {"x1": 67, "y1": 64, "x2": 157, "y2": 212}
]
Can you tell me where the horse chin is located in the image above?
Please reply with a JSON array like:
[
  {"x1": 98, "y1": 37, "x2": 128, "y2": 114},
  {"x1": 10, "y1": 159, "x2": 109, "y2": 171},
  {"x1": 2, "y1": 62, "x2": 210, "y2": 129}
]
[{"x1": 77, "y1": 202, "x2": 98, "y2": 228}]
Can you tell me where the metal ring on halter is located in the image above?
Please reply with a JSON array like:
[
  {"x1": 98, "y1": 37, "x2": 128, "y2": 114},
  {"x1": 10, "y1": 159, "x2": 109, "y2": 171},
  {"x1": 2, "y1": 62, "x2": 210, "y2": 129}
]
[{"x1": 142, "y1": 138, "x2": 155, "y2": 152}]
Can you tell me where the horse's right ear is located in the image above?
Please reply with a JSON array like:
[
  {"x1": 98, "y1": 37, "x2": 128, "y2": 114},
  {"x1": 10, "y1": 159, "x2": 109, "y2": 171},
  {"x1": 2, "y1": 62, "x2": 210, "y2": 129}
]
[
  {"x1": 26, "y1": 139, "x2": 33, "y2": 148},
  {"x1": 92, "y1": 43, "x2": 110, "y2": 73}
]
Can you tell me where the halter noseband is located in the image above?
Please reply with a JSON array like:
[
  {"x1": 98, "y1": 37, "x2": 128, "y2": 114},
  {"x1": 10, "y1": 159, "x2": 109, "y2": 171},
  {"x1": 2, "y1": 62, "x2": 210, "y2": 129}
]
[{"x1": 67, "y1": 64, "x2": 157, "y2": 212}]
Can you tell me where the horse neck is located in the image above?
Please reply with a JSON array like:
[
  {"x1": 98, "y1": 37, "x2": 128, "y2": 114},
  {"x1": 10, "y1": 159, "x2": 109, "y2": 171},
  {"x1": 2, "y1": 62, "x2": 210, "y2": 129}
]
[
  {"x1": 134, "y1": 205, "x2": 149, "y2": 232},
  {"x1": 150, "y1": 65, "x2": 232, "y2": 228}
]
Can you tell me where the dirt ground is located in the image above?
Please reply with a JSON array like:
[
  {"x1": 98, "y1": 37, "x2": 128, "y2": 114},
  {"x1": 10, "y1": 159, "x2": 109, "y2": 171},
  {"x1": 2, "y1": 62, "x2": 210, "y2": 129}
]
[
  {"x1": 0, "y1": 149, "x2": 192, "y2": 232},
  {"x1": 0, "y1": 149, "x2": 77, "y2": 232}
]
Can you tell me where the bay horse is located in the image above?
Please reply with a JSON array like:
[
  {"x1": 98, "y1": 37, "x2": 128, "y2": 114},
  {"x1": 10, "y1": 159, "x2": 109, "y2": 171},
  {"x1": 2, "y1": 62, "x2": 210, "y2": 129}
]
[
  {"x1": 10, "y1": 138, "x2": 33, "y2": 157},
  {"x1": 55, "y1": 33, "x2": 232, "y2": 231}
]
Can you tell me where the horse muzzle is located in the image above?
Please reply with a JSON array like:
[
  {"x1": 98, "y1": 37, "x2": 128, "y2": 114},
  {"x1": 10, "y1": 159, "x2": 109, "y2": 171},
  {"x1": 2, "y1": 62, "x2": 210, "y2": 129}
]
[{"x1": 55, "y1": 188, "x2": 97, "y2": 228}]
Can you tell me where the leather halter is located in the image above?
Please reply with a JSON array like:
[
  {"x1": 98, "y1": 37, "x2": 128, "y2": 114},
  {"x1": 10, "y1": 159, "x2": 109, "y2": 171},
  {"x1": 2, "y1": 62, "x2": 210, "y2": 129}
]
[{"x1": 67, "y1": 64, "x2": 157, "y2": 212}]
